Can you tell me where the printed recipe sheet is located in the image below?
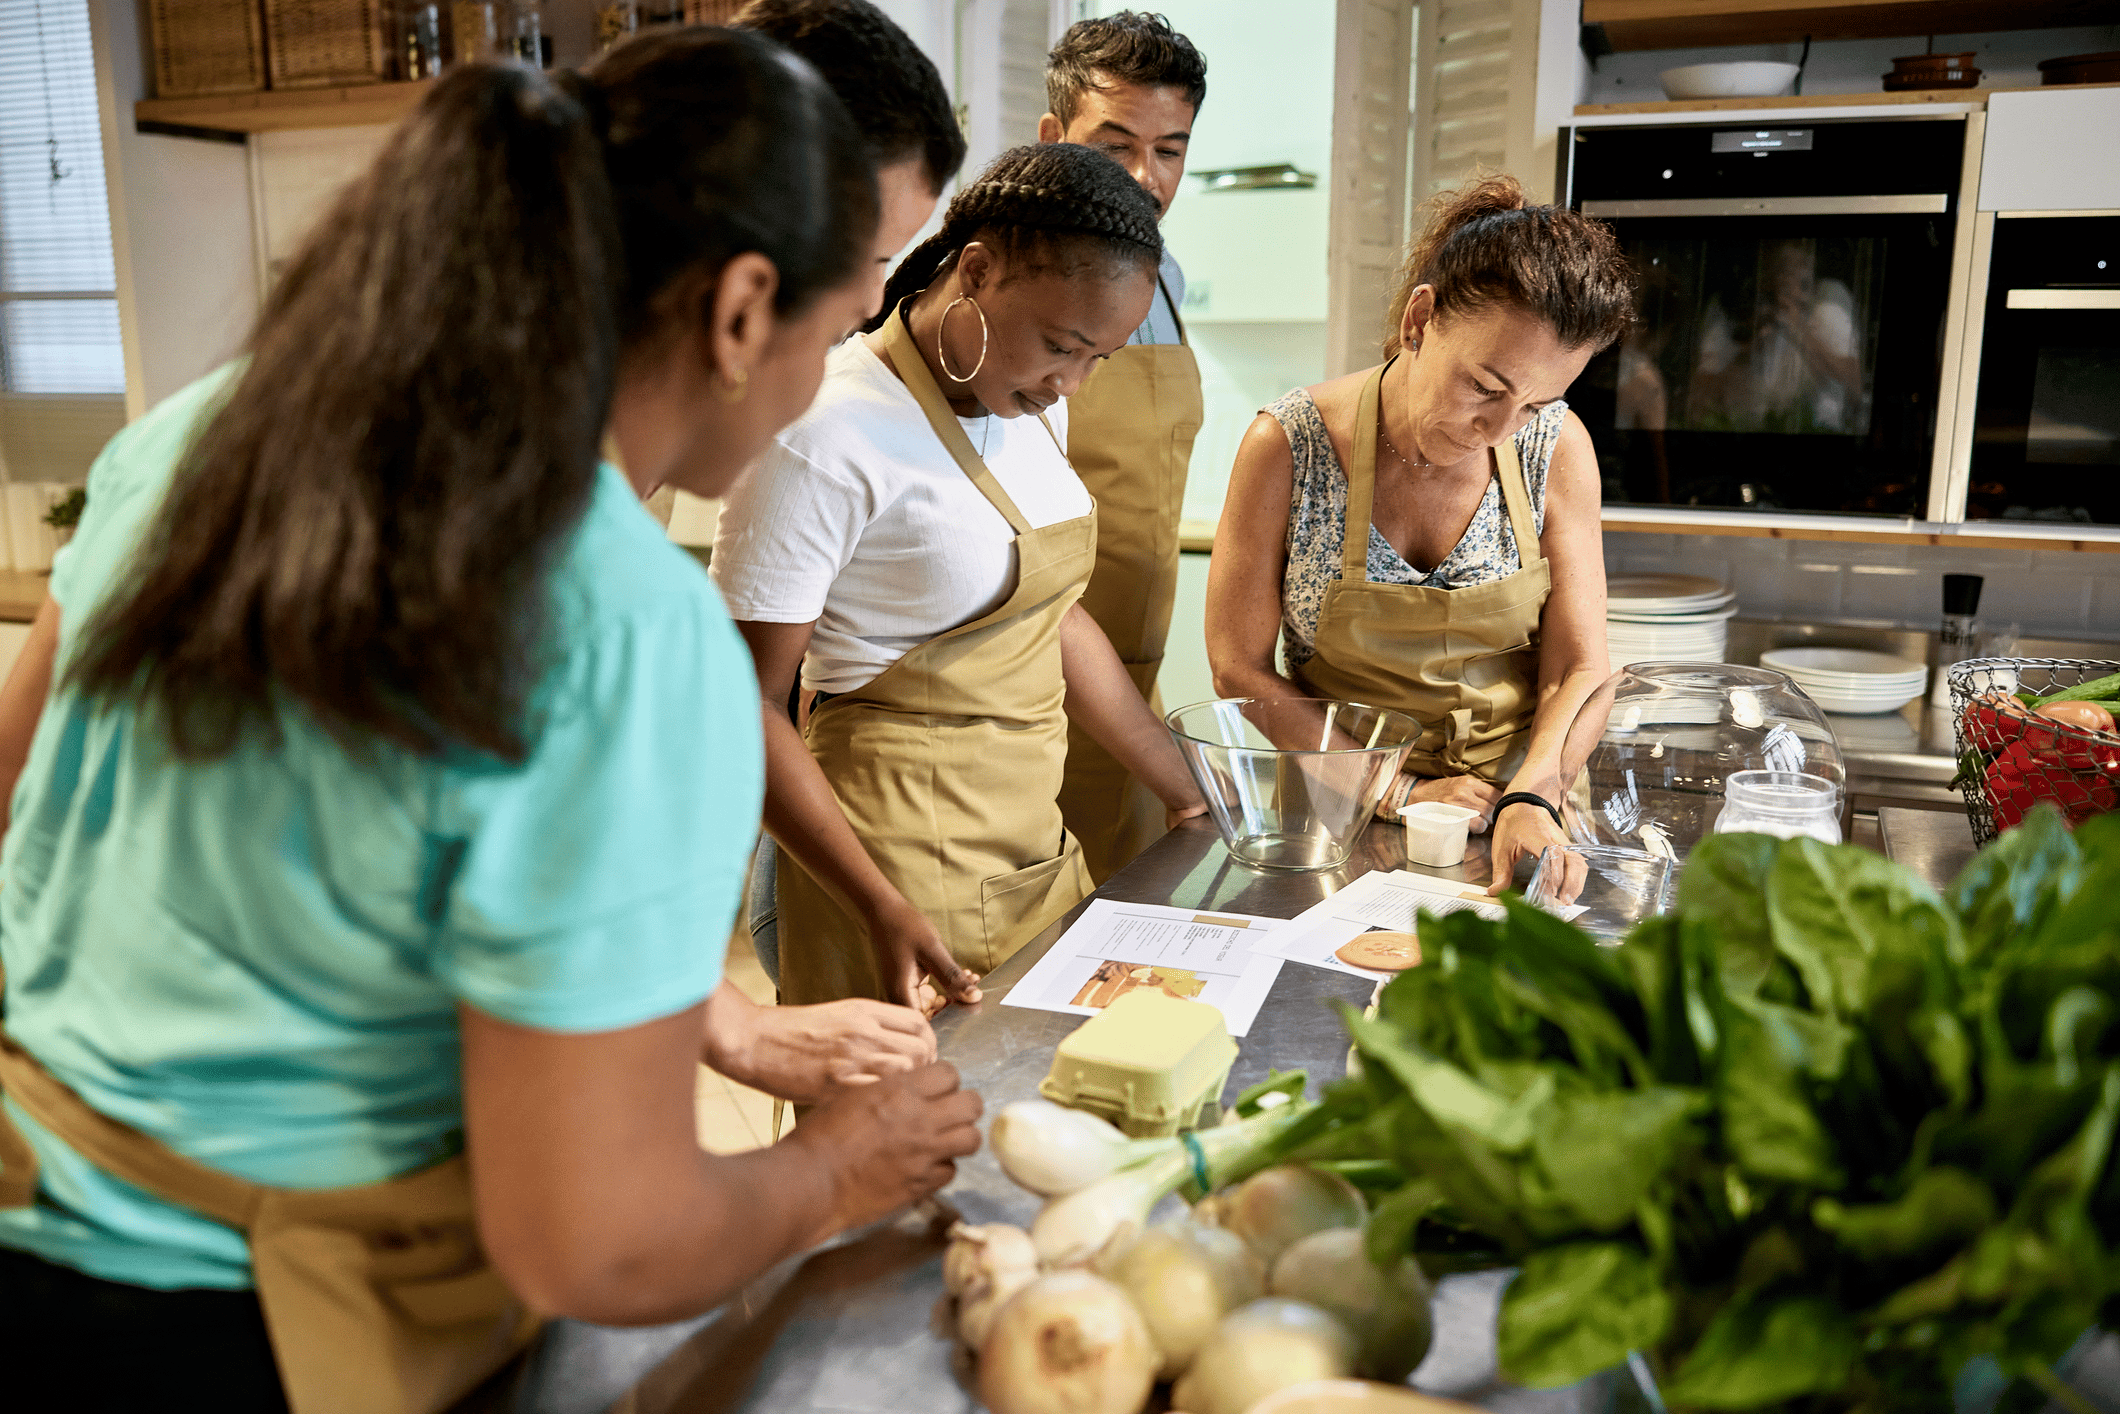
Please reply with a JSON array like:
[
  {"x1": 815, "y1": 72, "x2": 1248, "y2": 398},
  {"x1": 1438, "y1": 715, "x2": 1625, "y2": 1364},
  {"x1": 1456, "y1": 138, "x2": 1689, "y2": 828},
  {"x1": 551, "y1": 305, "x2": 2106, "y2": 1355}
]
[{"x1": 1001, "y1": 899, "x2": 1286, "y2": 1036}]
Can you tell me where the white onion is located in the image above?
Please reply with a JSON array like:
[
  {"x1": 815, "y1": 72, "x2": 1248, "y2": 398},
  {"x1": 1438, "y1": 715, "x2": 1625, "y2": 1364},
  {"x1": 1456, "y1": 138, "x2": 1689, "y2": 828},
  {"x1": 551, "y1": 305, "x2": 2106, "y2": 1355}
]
[
  {"x1": 1097, "y1": 1219, "x2": 1265, "y2": 1379},
  {"x1": 1031, "y1": 1146, "x2": 1190, "y2": 1267},
  {"x1": 1205, "y1": 1165, "x2": 1368, "y2": 1267},
  {"x1": 976, "y1": 1270, "x2": 1158, "y2": 1414},
  {"x1": 1269, "y1": 1228, "x2": 1434, "y2": 1381},
  {"x1": 1169, "y1": 1299, "x2": 1358, "y2": 1414},
  {"x1": 942, "y1": 1222, "x2": 1039, "y2": 1298},
  {"x1": 956, "y1": 1264, "x2": 1037, "y2": 1351},
  {"x1": 1244, "y1": 1378, "x2": 1476, "y2": 1413},
  {"x1": 990, "y1": 1100, "x2": 1167, "y2": 1197}
]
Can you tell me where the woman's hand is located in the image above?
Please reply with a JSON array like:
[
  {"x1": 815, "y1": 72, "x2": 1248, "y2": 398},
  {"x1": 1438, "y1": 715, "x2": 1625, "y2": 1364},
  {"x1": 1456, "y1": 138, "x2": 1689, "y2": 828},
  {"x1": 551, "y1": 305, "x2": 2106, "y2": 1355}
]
[
  {"x1": 1486, "y1": 796, "x2": 1573, "y2": 896},
  {"x1": 1165, "y1": 800, "x2": 1210, "y2": 831},
  {"x1": 705, "y1": 985, "x2": 938, "y2": 1105},
  {"x1": 867, "y1": 897, "x2": 981, "y2": 1017},
  {"x1": 1408, "y1": 774, "x2": 1502, "y2": 828},
  {"x1": 788, "y1": 1061, "x2": 984, "y2": 1242}
]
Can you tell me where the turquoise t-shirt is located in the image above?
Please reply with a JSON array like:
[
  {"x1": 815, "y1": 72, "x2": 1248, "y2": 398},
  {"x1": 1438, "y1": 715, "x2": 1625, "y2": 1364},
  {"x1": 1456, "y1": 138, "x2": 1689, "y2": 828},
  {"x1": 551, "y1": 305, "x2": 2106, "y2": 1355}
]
[{"x1": 0, "y1": 369, "x2": 762, "y2": 1290}]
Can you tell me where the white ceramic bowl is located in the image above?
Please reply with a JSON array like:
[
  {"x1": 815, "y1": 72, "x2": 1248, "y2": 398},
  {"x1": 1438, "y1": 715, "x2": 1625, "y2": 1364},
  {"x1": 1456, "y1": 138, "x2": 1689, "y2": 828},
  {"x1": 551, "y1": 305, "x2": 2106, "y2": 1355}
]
[{"x1": 1659, "y1": 61, "x2": 1801, "y2": 100}]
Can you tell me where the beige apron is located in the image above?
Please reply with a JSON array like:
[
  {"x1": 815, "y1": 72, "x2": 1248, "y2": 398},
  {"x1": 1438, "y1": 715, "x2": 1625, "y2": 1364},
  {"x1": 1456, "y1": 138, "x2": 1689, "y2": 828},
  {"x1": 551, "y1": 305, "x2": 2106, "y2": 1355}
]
[
  {"x1": 1056, "y1": 279, "x2": 1204, "y2": 883},
  {"x1": 1295, "y1": 360, "x2": 1552, "y2": 781},
  {"x1": 0, "y1": 985, "x2": 539, "y2": 1414},
  {"x1": 776, "y1": 307, "x2": 1098, "y2": 1006}
]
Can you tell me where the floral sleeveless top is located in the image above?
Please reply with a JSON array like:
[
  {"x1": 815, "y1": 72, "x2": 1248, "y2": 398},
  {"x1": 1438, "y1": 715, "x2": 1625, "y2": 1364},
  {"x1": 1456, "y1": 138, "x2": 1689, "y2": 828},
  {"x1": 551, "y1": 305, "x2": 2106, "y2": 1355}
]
[{"x1": 1268, "y1": 390, "x2": 1566, "y2": 677}]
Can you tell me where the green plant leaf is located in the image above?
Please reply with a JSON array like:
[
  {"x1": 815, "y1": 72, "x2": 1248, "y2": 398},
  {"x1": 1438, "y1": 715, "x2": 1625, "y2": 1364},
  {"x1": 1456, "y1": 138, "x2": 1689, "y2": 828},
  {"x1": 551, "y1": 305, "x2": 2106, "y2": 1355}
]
[
  {"x1": 1661, "y1": 1291, "x2": 1861, "y2": 1408},
  {"x1": 1949, "y1": 805, "x2": 2080, "y2": 966},
  {"x1": 1530, "y1": 1085, "x2": 1706, "y2": 1231},
  {"x1": 1717, "y1": 998, "x2": 1842, "y2": 1186},
  {"x1": 1812, "y1": 1166, "x2": 1996, "y2": 1260},
  {"x1": 1678, "y1": 832, "x2": 1780, "y2": 996},
  {"x1": 1765, "y1": 840, "x2": 1962, "y2": 1017},
  {"x1": 1496, "y1": 1242, "x2": 1671, "y2": 1388}
]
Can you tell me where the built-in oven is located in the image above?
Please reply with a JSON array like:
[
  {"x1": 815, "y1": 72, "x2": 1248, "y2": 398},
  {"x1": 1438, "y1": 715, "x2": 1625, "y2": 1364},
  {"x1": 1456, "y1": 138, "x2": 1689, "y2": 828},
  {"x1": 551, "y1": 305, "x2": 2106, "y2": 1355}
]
[
  {"x1": 1960, "y1": 214, "x2": 2119, "y2": 526},
  {"x1": 1557, "y1": 116, "x2": 1974, "y2": 518}
]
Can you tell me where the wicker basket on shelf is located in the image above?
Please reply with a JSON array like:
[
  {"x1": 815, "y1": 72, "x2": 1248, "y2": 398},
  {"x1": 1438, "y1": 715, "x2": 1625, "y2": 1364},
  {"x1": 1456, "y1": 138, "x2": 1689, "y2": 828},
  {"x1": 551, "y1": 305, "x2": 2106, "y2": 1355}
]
[
  {"x1": 264, "y1": 0, "x2": 390, "y2": 89},
  {"x1": 1949, "y1": 657, "x2": 2120, "y2": 845},
  {"x1": 149, "y1": 0, "x2": 267, "y2": 99}
]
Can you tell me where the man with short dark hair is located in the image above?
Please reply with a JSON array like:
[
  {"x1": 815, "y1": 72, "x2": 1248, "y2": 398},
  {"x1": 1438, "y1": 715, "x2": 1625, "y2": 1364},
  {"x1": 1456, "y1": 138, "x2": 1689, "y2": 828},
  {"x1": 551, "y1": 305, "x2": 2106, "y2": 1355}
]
[
  {"x1": 1040, "y1": 12, "x2": 1207, "y2": 882},
  {"x1": 735, "y1": 0, "x2": 967, "y2": 317}
]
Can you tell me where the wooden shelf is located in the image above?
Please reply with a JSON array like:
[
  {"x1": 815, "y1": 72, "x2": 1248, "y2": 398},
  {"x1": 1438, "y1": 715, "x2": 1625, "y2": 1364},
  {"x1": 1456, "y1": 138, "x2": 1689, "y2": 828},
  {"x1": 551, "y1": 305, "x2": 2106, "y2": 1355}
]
[
  {"x1": 1582, "y1": 0, "x2": 2112, "y2": 51},
  {"x1": 136, "y1": 80, "x2": 432, "y2": 135},
  {"x1": 1576, "y1": 80, "x2": 2120, "y2": 118}
]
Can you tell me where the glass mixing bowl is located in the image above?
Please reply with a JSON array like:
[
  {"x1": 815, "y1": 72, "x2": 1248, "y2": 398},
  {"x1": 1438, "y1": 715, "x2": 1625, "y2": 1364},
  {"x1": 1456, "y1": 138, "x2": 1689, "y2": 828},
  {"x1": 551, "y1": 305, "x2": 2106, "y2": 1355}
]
[
  {"x1": 1552, "y1": 663, "x2": 1845, "y2": 864},
  {"x1": 1166, "y1": 698, "x2": 1425, "y2": 872}
]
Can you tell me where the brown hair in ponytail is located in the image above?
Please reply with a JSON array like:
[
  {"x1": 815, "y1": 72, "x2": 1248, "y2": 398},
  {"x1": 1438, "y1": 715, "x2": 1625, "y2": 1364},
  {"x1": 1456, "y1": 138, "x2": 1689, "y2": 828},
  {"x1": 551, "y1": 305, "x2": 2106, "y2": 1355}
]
[
  {"x1": 70, "y1": 31, "x2": 874, "y2": 764},
  {"x1": 1382, "y1": 173, "x2": 1635, "y2": 357}
]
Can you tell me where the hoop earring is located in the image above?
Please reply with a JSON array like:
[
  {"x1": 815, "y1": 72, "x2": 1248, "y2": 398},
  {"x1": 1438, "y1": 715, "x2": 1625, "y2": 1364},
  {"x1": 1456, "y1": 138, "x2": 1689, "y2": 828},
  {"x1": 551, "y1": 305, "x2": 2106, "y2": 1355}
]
[
  {"x1": 714, "y1": 367, "x2": 749, "y2": 403},
  {"x1": 936, "y1": 295, "x2": 989, "y2": 383}
]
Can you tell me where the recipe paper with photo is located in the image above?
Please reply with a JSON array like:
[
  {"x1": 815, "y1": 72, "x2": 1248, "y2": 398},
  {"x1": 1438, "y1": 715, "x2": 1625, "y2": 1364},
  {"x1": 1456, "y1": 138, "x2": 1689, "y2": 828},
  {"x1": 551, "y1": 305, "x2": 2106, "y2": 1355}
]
[
  {"x1": 1257, "y1": 870, "x2": 1511, "y2": 981},
  {"x1": 1001, "y1": 899, "x2": 1286, "y2": 1036}
]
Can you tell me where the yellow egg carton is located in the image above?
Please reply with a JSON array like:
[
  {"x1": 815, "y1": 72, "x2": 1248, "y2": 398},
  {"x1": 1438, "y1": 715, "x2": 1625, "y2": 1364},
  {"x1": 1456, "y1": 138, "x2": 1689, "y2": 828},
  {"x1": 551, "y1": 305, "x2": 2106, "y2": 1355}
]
[{"x1": 1040, "y1": 989, "x2": 1238, "y2": 1138}]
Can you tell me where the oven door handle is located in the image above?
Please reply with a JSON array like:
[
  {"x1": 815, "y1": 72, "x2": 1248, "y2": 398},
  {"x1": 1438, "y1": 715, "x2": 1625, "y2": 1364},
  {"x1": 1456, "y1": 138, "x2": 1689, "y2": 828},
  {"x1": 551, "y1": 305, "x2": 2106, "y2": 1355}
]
[
  {"x1": 1580, "y1": 194, "x2": 1949, "y2": 218},
  {"x1": 2005, "y1": 288, "x2": 2120, "y2": 309}
]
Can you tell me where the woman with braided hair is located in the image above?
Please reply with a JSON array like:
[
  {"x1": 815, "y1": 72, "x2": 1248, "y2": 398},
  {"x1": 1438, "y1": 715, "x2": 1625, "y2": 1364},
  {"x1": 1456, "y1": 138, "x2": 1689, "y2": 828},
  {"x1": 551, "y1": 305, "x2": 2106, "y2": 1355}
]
[{"x1": 715, "y1": 143, "x2": 1208, "y2": 1012}]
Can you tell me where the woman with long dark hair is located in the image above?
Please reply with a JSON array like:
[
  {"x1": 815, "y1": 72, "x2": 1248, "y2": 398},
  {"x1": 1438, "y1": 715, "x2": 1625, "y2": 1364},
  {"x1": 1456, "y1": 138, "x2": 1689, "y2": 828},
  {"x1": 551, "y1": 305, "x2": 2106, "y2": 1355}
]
[
  {"x1": 714, "y1": 143, "x2": 1207, "y2": 1013},
  {"x1": 0, "y1": 33, "x2": 978, "y2": 1412}
]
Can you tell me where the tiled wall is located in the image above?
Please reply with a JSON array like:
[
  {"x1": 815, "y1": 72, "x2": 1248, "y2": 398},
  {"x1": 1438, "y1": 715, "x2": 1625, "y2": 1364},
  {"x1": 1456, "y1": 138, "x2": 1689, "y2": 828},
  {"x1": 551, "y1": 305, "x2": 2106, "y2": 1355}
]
[{"x1": 1604, "y1": 532, "x2": 2120, "y2": 642}]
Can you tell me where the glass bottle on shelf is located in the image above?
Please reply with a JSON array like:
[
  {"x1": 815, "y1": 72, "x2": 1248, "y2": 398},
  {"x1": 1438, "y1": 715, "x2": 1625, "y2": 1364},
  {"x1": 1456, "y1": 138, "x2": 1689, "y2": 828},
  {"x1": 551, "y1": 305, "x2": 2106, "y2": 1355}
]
[
  {"x1": 397, "y1": 2, "x2": 444, "y2": 79},
  {"x1": 1712, "y1": 770, "x2": 1842, "y2": 844},
  {"x1": 451, "y1": 1, "x2": 501, "y2": 62},
  {"x1": 505, "y1": 0, "x2": 542, "y2": 65},
  {"x1": 595, "y1": 1, "x2": 639, "y2": 51}
]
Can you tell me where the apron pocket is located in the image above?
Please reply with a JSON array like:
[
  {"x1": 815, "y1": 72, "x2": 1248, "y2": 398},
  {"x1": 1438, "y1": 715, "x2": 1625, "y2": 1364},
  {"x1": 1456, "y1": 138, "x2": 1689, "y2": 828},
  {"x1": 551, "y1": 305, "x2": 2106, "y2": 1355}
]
[
  {"x1": 978, "y1": 847, "x2": 1084, "y2": 973},
  {"x1": 386, "y1": 1265, "x2": 523, "y2": 1329}
]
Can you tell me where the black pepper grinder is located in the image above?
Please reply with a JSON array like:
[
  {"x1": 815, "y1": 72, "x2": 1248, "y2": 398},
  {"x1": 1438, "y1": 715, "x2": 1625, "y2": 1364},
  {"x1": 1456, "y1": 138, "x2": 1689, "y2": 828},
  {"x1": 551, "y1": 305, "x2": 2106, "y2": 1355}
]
[{"x1": 1932, "y1": 573, "x2": 1983, "y2": 708}]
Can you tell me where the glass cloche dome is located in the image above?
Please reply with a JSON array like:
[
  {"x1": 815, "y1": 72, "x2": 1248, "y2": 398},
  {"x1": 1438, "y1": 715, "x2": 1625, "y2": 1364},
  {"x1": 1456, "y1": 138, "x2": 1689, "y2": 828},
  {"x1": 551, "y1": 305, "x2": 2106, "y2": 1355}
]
[{"x1": 1552, "y1": 663, "x2": 1846, "y2": 863}]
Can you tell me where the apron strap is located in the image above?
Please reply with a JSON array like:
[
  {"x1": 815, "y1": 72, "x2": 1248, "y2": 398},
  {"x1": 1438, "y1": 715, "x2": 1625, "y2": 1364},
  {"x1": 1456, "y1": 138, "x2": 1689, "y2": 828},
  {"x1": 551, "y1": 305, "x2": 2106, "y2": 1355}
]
[
  {"x1": 1493, "y1": 432, "x2": 1541, "y2": 566},
  {"x1": 873, "y1": 301, "x2": 1036, "y2": 536},
  {"x1": 1342, "y1": 360, "x2": 1390, "y2": 584},
  {"x1": 0, "y1": 1024, "x2": 265, "y2": 1231}
]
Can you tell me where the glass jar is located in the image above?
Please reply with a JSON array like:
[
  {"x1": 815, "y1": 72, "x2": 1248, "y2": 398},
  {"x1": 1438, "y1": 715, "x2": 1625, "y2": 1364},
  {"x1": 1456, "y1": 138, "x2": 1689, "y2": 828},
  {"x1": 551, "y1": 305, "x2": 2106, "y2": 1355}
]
[
  {"x1": 1553, "y1": 662, "x2": 1845, "y2": 864},
  {"x1": 595, "y1": 0, "x2": 639, "y2": 51},
  {"x1": 451, "y1": 1, "x2": 500, "y2": 62},
  {"x1": 1712, "y1": 770, "x2": 1842, "y2": 844},
  {"x1": 397, "y1": 2, "x2": 444, "y2": 79},
  {"x1": 505, "y1": 0, "x2": 542, "y2": 65}
]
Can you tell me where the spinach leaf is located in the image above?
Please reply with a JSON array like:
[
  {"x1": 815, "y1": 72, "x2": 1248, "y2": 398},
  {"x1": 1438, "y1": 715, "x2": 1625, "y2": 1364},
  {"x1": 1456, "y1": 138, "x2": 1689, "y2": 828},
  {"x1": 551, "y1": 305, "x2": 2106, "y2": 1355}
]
[
  {"x1": 1661, "y1": 1290, "x2": 1861, "y2": 1408},
  {"x1": 1496, "y1": 1241, "x2": 1671, "y2": 1388},
  {"x1": 1949, "y1": 805, "x2": 2079, "y2": 966},
  {"x1": 1680, "y1": 832, "x2": 1780, "y2": 996},
  {"x1": 1812, "y1": 1166, "x2": 1995, "y2": 1260},
  {"x1": 1529, "y1": 1085, "x2": 1707, "y2": 1232}
]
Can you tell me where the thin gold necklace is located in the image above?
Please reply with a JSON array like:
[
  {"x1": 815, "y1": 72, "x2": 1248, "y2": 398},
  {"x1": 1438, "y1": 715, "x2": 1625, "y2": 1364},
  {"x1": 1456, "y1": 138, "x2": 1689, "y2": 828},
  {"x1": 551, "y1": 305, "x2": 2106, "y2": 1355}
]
[{"x1": 1377, "y1": 414, "x2": 1434, "y2": 470}]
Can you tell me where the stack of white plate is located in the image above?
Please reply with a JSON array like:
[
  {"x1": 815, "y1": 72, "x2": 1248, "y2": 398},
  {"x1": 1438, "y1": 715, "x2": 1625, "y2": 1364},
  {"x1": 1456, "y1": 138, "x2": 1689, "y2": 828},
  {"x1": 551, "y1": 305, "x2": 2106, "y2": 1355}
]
[
  {"x1": 1606, "y1": 573, "x2": 1738, "y2": 665},
  {"x1": 1759, "y1": 647, "x2": 1929, "y2": 715}
]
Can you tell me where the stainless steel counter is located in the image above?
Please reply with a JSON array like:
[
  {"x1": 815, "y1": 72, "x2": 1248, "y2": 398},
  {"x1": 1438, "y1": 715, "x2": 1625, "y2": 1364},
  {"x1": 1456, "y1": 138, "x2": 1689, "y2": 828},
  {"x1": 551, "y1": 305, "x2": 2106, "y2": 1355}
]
[
  {"x1": 1877, "y1": 806, "x2": 1979, "y2": 894},
  {"x1": 515, "y1": 821, "x2": 1617, "y2": 1414}
]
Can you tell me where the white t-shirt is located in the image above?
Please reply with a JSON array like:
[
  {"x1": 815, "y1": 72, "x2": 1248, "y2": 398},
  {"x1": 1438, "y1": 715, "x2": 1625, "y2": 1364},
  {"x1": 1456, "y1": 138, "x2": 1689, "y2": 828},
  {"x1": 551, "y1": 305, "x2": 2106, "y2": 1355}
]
[{"x1": 713, "y1": 337, "x2": 1093, "y2": 694}]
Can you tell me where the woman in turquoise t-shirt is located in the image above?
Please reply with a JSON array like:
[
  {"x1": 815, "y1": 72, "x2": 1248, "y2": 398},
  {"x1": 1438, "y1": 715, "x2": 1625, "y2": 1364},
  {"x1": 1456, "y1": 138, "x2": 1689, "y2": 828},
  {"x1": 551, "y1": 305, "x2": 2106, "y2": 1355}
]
[{"x1": 0, "y1": 33, "x2": 979, "y2": 1411}]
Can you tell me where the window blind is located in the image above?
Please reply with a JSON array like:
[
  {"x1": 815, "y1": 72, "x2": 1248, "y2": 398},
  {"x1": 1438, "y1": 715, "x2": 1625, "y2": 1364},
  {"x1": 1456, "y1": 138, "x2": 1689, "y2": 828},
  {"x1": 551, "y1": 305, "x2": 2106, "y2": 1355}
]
[{"x1": 0, "y1": 0, "x2": 123, "y2": 397}]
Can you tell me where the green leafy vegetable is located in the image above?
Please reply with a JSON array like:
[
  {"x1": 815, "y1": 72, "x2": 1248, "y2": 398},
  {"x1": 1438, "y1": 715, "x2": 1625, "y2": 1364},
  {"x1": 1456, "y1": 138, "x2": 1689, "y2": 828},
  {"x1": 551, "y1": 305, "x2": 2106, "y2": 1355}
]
[{"x1": 1272, "y1": 804, "x2": 2120, "y2": 1412}]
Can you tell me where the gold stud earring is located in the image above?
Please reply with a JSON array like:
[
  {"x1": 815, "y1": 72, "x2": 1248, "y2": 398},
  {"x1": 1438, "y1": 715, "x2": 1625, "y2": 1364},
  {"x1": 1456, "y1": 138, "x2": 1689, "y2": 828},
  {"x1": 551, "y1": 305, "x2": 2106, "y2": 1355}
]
[{"x1": 714, "y1": 367, "x2": 749, "y2": 403}]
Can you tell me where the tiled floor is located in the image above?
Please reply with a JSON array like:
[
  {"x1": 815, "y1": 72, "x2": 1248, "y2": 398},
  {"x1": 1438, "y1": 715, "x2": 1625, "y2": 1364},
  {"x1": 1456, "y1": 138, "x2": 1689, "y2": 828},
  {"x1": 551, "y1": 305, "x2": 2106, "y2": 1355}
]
[{"x1": 695, "y1": 927, "x2": 788, "y2": 1155}]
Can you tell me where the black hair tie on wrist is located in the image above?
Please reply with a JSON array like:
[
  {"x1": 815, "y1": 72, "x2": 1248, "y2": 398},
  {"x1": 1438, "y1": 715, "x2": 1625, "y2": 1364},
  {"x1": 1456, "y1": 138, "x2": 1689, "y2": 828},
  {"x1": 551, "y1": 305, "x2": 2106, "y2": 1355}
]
[{"x1": 1495, "y1": 792, "x2": 1564, "y2": 833}]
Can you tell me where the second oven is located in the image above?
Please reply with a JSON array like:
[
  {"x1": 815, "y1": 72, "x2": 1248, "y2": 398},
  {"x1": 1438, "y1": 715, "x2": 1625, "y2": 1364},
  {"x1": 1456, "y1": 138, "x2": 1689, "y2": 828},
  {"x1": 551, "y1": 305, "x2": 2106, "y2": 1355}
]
[{"x1": 1558, "y1": 115, "x2": 1975, "y2": 520}]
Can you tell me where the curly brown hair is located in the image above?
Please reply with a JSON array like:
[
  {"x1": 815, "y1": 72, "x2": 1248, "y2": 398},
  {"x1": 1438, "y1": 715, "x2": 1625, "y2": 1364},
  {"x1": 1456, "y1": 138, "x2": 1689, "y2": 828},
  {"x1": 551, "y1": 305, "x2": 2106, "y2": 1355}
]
[{"x1": 1383, "y1": 173, "x2": 1636, "y2": 356}]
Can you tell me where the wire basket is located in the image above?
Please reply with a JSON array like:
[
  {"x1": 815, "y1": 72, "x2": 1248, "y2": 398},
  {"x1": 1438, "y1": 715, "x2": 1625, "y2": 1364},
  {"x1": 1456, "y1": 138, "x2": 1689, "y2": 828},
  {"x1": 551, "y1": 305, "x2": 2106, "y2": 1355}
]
[
  {"x1": 264, "y1": 0, "x2": 390, "y2": 89},
  {"x1": 1948, "y1": 657, "x2": 2120, "y2": 845},
  {"x1": 149, "y1": 0, "x2": 268, "y2": 99}
]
